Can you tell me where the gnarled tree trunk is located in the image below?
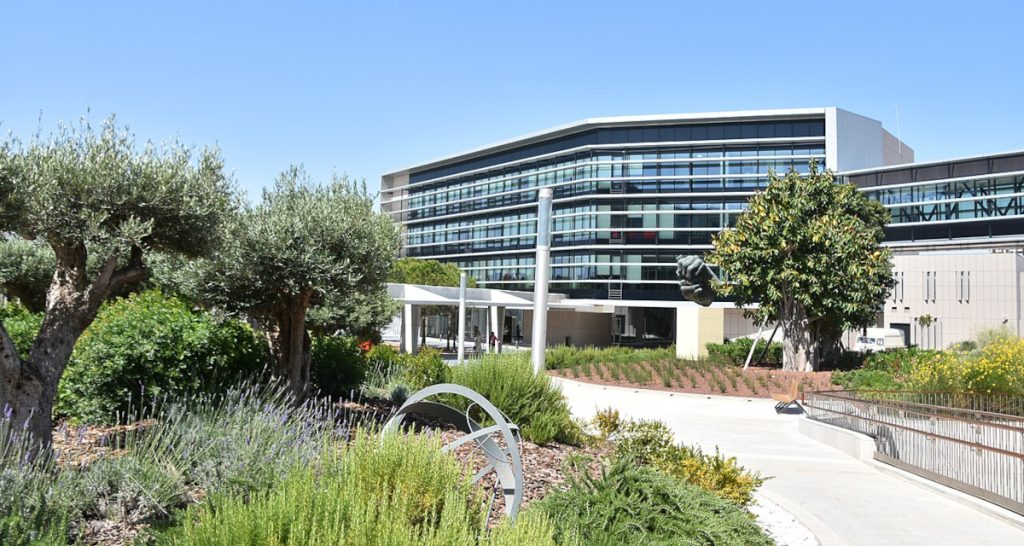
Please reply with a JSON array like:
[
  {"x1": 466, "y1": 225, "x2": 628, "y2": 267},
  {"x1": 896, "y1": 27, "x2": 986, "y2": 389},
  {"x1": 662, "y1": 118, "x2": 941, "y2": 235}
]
[
  {"x1": 260, "y1": 292, "x2": 313, "y2": 399},
  {"x1": 1, "y1": 310, "x2": 89, "y2": 451},
  {"x1": 0, "y1": 245, "x2": 147, "y2": 452}
]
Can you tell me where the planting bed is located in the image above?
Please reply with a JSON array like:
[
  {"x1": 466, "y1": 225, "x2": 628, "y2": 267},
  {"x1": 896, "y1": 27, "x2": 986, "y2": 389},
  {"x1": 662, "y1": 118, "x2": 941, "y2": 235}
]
[
  {"x1": 49, "y1": 396, "x2": 606, "y2": 546},
  {"x1": 552, "y1": 360, "x2": 834, "y2": 398}
]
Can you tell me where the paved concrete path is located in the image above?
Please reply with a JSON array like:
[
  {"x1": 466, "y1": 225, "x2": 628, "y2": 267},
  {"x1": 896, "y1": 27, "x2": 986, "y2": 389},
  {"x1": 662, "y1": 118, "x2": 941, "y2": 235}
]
[{"x1": 554, "y1": 377, "x2": 1024, "y2": 546}]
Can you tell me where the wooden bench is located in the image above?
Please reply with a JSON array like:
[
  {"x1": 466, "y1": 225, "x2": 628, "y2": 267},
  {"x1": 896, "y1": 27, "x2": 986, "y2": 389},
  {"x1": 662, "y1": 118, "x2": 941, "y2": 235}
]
[{"x1": 772, "y1": 380, "x2": 801, "y2": 413}]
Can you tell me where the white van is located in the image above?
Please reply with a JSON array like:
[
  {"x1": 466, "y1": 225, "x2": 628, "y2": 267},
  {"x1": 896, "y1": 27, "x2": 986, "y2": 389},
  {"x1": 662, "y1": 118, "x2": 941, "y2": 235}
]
[{"x1": 854, "y1": 328, "x2": 907, "y2": 352}]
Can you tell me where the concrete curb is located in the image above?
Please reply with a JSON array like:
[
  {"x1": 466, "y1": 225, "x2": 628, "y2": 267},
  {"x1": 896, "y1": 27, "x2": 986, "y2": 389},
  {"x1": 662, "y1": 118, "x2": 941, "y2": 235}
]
[{"x1": 797, "y1": 417, "x2": 875, "y2": 462}]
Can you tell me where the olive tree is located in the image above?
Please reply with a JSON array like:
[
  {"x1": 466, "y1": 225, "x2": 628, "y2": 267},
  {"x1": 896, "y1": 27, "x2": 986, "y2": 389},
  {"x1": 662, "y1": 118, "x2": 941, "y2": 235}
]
[
  {"x1": 709, "y1": 165, "x2": 894, "y2": 371},
  {"x1": 307, "y1": 289, "x2": 400, "y2": 340},
  {"x1": 0, "y1": 117, "x2": 234, "y2": 448},
  {"x1": 184, "y1": 167, "x2": 399, "y2": 397}
]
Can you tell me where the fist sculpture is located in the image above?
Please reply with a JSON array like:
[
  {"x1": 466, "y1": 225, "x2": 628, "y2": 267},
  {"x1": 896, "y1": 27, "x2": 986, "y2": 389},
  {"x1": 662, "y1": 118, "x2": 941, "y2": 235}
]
[{"x1": 676, "y1": 255, "x2": 717, "y2": 307}]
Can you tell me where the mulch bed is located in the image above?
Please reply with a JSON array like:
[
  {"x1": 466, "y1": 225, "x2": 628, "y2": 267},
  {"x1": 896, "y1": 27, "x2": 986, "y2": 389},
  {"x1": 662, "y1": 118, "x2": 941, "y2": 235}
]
[{"x1": 551, "y1": 363, "x2": 837, "y2": 398}]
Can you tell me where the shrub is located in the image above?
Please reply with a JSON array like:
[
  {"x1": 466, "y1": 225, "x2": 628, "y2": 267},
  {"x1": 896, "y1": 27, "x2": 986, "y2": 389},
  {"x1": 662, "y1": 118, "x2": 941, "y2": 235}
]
[
  {"x1": 0, "y1": 418, "x2": 74, "y2": 546},
  {"x1": 831, "y1": 368, "x2": 903, "y2": 391},
  {"x1": 976, "y1": 326, "x2": 1017, "y2": 350},
  {"x1": 545, "y1": 345, "x2": 677, "y2": 370},
  {"x1": 927, "y1": 337, "x2": 1024, "y2": 396},
  {"x1": 447, "y1": 353, "x2": 579, "y2": 445},
  {"x1": 0, "y1": 302, "x2": 41, "y2": 356},
  {"x1": 613, "y1": 419, "x2": 675, "y2": 463},
  {"x1": 658, "y1": 445, "x2": 765, "y2": 507},
  {"x1": 366, "y1": 343, "x2": 401, "y2": 369},
  {"x1": 592, "y1": 408, "x2": 622, "y2": 439},
  {"x1": 310, "y1": 335, "x2": 367, "y2": 398},
  {"x1": 831, "y1": 347, "x2": 942, "y2": 391},
  {"x1": 156, "y1": 431, "x2": 557, "y2": 546},
  {"x1": 401, "y1": 347, "x2": 448, "y2": 391},
  {"x1": 614, "y1": 418, "x2": 763, "y2": 506},
  {"x1": 706, "y1": 337, "x2": 783, "y2": 366},
  {"x1": 4, "y1": 380, "x2": 350, "y2": 544},
  {"x1": 536, "y1": 457, "x2": 772, "y2": 546},
  {"x1": 949, "y1": 340, "x2": 977, "y2": 352},
  {"x1": 56, "y1": 290, "x2": 266, "y2": 423},
  {"x1": 0, "y1": 484, "x2": 70, "y2": 546},
  {"x1": 834, "y1": 341, "x2": 1024, "y2": 397}
]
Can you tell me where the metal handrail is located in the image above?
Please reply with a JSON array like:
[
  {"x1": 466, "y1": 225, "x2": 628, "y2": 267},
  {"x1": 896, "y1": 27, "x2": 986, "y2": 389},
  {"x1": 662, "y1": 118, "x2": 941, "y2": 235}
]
[
  {"x1": 803, "y1": 389, "x2": 1024, "y2": 515},
  {"x1": 810, "y1": 391, "x2": 1024, "y2": 432},
  {"x1": 805, "y1": 397, "x2": 1024, "y2": 460},
  {"x1": 843, "y1": 390, "x2": 1024, "y2": 419}
]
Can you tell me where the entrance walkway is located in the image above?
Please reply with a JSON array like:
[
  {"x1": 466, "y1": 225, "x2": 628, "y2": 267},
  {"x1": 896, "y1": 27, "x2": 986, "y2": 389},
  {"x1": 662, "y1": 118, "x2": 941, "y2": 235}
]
[{"x1": 554, "y1": 377, "x2": 1024, "y2": 546}]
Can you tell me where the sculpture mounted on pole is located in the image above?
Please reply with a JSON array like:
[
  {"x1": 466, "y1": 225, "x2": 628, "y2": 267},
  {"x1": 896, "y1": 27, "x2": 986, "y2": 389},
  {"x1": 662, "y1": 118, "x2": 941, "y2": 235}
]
[{"x1": 675, "y1": 255, "x2": 718, "y2": 306}]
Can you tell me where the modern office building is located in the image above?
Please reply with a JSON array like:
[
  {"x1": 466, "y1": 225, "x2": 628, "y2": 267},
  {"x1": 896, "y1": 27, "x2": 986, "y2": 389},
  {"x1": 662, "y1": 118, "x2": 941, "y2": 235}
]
[
  {"x1": 840, "y1": 150, "x2": 1024, "y2": 347},
  {"x1": 382, "y1": 108, "x2": 920, "y2": 351}
]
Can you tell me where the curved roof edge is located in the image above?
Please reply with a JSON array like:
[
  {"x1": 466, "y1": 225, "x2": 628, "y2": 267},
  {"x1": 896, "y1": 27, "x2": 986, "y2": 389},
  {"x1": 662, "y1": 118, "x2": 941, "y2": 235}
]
[{"x1": 383, "y1": 107, "x2": 831, "y2": 179}]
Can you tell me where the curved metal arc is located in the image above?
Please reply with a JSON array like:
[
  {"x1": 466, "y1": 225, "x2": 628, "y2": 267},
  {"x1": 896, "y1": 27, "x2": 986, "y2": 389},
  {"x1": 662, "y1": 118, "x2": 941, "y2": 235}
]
[{"x1": 380, "y1": 383, "x2": 524, "y2": 518}]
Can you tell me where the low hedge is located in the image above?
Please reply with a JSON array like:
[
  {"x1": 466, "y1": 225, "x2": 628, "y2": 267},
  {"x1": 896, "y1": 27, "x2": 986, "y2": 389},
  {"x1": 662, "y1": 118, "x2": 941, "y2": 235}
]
[{"x1": 545, "y1": 345, "x2": 677, "y2": 370}]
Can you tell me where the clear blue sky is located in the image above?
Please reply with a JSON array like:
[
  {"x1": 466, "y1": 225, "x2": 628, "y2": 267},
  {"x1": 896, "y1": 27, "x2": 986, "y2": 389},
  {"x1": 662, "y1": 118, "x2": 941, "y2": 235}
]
[{"x1": 2, "y1": 1, "x2": 1022, "y2": 199}]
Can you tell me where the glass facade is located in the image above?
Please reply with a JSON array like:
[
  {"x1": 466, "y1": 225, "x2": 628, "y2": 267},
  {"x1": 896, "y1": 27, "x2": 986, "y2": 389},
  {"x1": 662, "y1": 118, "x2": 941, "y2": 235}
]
[
  {"x1": 386, "y1": 115, "x2": 827, "y2": 300},
  {"x1": 845, "y1": 152, "x2": 1024, "y2": 245}
]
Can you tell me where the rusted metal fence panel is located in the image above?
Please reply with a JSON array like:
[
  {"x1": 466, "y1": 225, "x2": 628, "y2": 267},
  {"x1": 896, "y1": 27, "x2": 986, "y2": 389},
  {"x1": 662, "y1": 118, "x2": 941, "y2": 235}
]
[{"x1": 804, "y1": 390, "x2": 1024, "y2": 515}]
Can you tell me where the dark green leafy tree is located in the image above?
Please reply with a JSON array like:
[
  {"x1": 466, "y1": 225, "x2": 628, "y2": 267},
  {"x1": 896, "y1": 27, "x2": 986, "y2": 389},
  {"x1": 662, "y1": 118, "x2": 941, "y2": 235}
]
[
  {"x1": 389, "y1": 258, "x2": 475, "y2": 349},
  {"x1": 0, "y1": 116, "x2": 234, "y2": 449},
  {"x1": 709, "y1": 165, "x2": 894, "y2": 371},
  {"x1": 182, "y1": 167, "x2": 399, "y2": 398}
]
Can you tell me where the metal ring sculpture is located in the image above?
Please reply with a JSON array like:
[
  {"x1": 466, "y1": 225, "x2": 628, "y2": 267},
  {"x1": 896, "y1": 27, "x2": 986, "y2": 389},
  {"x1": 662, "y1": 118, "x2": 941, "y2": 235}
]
[{"x1": 381, "y1": 383, "x2": 524, "y2": 519}]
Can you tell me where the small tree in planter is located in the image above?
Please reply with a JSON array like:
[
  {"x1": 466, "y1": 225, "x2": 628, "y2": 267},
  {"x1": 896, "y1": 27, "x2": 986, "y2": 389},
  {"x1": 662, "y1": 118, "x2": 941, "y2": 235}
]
[{"x1": 709, "y1": 165, "x2": 894, "y2": 372}]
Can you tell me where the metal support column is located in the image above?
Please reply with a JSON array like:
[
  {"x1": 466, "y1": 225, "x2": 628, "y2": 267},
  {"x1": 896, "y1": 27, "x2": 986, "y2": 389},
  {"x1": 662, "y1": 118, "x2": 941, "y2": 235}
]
[
  {"x1": 531, "y1": 187, "x2": 553, "y2": 375},
  {"x1": 401, "y1": 303, "x2": 420, "y2": 355},
  {"x1": 457, "y1": 272, "x2": 467, "y2": 364}
]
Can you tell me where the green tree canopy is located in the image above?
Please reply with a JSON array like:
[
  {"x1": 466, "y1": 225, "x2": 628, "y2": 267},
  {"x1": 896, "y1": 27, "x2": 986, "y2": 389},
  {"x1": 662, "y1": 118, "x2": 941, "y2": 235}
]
[
  {"x1": 709, "y1": 165, "x2": 894, "y2": 371},
  {"x1": 0, "y1": 116, "x2": 234, "y2": 449},
  {"x1": 389, "y1": 257, "x2": 473, "y2": 287},
  {"x1": 0, "y1": 238, "x2": 54, "y2": 313},
  {"x1": 389, "y1": 258, "x2": 476, "y2": 349},
  {"x1": 181, "y1": 166, "x2": 400, "y2": 396}
]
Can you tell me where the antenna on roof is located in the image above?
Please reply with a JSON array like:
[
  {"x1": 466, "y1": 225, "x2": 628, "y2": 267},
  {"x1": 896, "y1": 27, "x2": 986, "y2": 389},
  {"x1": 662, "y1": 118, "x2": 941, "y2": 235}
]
[{"x1": 895, "y1": 103, "x2": 903, "y2": 160}]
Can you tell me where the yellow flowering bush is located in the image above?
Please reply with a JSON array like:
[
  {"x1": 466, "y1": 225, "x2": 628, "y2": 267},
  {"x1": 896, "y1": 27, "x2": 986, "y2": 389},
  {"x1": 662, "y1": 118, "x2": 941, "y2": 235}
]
[
  {"x1": 905, "y1": 338, "x2": 1024, "y2": 395},
  {"x1": 906, "y1": 351, "x2": 962, "y2": 392},
  {"x1": 960, "y1": 337, "x2": 1024, "y2": 395}
]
